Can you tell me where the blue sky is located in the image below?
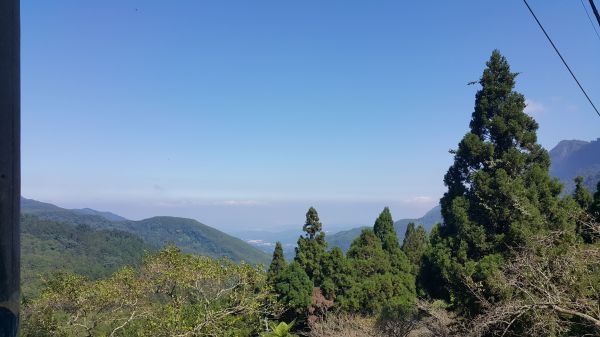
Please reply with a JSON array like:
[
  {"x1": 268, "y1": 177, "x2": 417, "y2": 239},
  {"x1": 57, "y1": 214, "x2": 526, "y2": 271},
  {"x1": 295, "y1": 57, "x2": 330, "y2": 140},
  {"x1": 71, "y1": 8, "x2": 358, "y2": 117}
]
[{"x1": 21, "y1": 1, "x2": 600, "y2": 231}]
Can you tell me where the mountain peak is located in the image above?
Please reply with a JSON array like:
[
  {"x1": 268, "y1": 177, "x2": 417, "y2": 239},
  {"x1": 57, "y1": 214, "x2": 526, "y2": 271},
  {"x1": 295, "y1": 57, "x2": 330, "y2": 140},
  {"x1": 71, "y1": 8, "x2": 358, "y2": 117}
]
[{"x1": 549, "y1": 138, "x2": 600, "y2": 194}]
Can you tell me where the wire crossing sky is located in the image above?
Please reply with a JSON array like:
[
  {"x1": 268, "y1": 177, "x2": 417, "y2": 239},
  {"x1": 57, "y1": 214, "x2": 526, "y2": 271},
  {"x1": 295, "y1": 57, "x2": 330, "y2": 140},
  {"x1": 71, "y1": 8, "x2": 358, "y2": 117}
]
[{"x1": 21, "y1": 1, "x2": 600, "y2": 231}]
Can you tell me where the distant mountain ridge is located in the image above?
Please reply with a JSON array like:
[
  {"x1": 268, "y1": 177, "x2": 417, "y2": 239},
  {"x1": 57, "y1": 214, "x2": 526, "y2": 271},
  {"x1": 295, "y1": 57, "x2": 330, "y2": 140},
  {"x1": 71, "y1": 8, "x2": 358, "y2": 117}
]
[
  {"x1": 72, "y1": 208, "x2": 128, "y2": 222},
  {"x1": 20, "y1": 197, "x2": 270, "y2": 265},
  {"x1": 327, "y1": 205, "x2": 442, "y2": 253},
  {"x1": 549, "y1": 138, "x2": 600, "y2": 194},
  {"x1": 21, "y1": 197, "x2": 127, "y2": 222}
]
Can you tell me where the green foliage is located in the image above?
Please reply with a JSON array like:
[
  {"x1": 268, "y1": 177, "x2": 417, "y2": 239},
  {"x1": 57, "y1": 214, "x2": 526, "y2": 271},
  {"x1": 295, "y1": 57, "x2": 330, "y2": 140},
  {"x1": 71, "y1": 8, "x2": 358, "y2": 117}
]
[
  {"x1": 261, "y1": 321, "x2": 299, "y2": 337},
  {"x1": 326, "y1": 205, "x2": 442, "y2": 254},
  {"x1": 295, "y1": 207, "x2": 328, "y2": 284},
  {"x1": 592, "y1": 181, "x2": 600, "y2": 220},
  {"x1": 22, "y1": 247, "x2": 275, "y2": 337},
  {"x1": 573, "y1": 176, "x2": 593, "y2": 210},
  {"x1": 319, "y1": 247, "x2": 352, "y2": 301},
  {"x1": 120, "y1": 216, "x2": 271, "y2": 265},
  {"x1": 347, "y1": 229, "x2": 391, "y2": 276},
  {"x1": 268, "y1": 242, "x2": 287, "y2": 281},
  {"x1": 21, "y1": 198, "x2": 270, "y2": 265},
  {"x1": 20, "y1": 214, "x2": 151, "y2": 297},
  {"x1": 428, "y1": 50, "x2": 576, "y2": 315},
  {"x1": 401, "y1": 222, "x2": 429, "y2": 275},
  {"x1": 343, "y1": 209, "x2": 416, "y2": 318},
  {"x1": 274, "y1": 262, "x2": 313, "y2": 315},
  {"x1": 373, "y1": 207, "x2": 401, "y2": 254},
  {"x1": 302, "y1": 207, "x2": 322, "y2": 239}
]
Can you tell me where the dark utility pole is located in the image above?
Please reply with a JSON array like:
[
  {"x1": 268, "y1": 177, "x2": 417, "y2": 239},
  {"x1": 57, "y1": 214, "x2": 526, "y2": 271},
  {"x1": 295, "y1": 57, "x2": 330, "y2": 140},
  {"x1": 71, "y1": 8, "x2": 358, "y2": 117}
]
[{"x1": 0, "y1": 0, "x2": 20, "y2": 336}]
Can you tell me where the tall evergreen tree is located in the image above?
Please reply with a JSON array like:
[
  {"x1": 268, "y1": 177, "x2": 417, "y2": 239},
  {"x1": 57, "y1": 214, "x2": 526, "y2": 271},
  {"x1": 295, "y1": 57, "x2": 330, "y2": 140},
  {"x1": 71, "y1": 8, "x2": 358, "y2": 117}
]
[
  {"x1": 319, "y1": 247, "x2": 352, "y2": 303},
  {"x1": 401, "y1": 223, "x2": 429, "y2": 274},
  {"x1": 268, "y1": 242, "x2": 287, "y2": 281},
  {"x1": 302, "y1": 207, "x2": 322, "y2": 239},
  {"x1": 344, "y1": 217, "x2": 416, "y2": 317},
  {"x1": 295, "y1": 207, "x2": 327, "y2": 285},
  {"x1": 373, "y1": 207, "x2": 401, "y2": 254},
  {"x1": 430, "y1": 50, "x2": 575, "y2": 314}
]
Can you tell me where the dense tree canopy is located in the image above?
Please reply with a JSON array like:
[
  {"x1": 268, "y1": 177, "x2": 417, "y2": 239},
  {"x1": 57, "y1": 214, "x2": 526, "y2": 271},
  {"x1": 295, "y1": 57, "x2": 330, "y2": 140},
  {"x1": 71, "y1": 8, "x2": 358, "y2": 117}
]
[
  {"x1": 22, "y1": 247, "x2": 274, "y2": 337},
  {"x1": 343, "y1": 210, "x2": 416, "y2": 318},
  {"x1": 428, "y1": 50, "x2": 578, "y2": 316},
  {"x1": 274, "y1": 262, "x2": 313, "y2": 316}
]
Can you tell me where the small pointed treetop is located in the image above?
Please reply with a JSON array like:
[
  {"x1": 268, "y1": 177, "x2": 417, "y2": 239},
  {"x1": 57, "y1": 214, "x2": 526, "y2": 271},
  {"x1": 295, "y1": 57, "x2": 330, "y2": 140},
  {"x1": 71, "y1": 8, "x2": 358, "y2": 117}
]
[
  {"x1": 268, "y1": 242, "x2": 287, "y2": 279},
  {"x1": 373, "y1": 207, "x2": 400, "y2": 254},
  {"x1": 303, "y1": 207, "x2": 322, "y2": 239}
]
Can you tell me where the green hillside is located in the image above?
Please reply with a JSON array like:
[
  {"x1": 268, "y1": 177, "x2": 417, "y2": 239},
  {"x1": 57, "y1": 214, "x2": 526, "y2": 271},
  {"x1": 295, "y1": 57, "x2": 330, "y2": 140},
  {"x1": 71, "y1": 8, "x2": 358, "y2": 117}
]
[
  {"x1": 21, "y1": 197, "x2": 271, "y2": 266},
  {"x1": 21, "y1": 214, "x2": 151, "y2": 297},
  {"x1": 325, "y1": 226, "x2": 368, "y2": 252},
  {"x1": 118, "y1": 216, "x2": 271, "y2": 265}
]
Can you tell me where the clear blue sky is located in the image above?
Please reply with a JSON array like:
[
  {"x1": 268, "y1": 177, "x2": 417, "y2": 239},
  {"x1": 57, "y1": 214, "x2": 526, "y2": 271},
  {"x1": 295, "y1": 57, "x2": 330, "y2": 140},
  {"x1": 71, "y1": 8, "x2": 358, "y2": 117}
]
[{"x1": 21, "y1": 1, "x2": 600, "y2": 231}]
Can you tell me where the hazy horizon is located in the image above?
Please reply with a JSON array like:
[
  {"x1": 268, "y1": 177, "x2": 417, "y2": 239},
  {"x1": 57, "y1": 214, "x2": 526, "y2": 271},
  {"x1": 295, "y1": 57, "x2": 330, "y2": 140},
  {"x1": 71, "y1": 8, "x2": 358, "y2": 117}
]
[{"x1": 21, "y1": 1, "x2": 600, "y2": 231}]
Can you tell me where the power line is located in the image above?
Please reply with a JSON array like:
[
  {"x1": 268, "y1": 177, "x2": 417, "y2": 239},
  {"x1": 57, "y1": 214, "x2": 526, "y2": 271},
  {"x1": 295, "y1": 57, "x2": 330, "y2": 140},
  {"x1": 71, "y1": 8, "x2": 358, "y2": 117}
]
[
  {"x1": 590, "y1": 0, "x2": 600, "y2": 28},
  {"x1": 581, "y1": 0, "x2": 600, "y2": 42},
  {"x1": 522, "y1": 0, "x2": 600, "y2": 118}
]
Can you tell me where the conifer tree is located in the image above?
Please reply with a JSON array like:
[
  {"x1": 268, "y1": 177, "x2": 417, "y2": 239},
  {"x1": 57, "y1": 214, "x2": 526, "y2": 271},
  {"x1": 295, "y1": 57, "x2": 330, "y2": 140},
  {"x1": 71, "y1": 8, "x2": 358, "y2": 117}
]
[
  {"x1": 295, "y1": 207, "x2": 327, "y2": 285},
  {"x1": 373, "y1": 207, "x2": 401, "y2": 254},
  {"x1": 347, "y1": 229, "x2": 391, "y2": 277},
  {"x1": 302, "y1": 207, "x2": 322, "y2": 239},
  {"x1": 344, "y1": 219, "x2": 416, "y2": 317},
  {"x1": 430, "y1": 50, "x2": 575, "y2": 314},
  {"x1": 268, "y1": 242, "x2": 287, "y2": 281},
  {"x1": 319, "y1": 247, "x2": 352, "y2": 302},
  {"x1": 401, "y1": 223, "x2": 429, "y2": 274},
  {"x1": 573, "y1": 176, "x2": 593, "y2": 210},
  {"x1": 274, "y1": 262, "x2": 313, "y2": 316}
]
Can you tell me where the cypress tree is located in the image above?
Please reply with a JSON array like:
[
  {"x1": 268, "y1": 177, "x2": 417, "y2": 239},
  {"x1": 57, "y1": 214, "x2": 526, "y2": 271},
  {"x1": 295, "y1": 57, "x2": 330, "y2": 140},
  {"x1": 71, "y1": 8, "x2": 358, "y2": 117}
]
[
  {"x1": 401, "y1": 223, "x2": 429, "y2": 274},
  {"x1": 431, "y1": 50, "x2": 575, "y2": 314},
  {"x1": 274, "y1": 262, "x2": 313, "y2": 316},
  {"x1": 347, "y1": 229, "x2": 391, "y2": 277},
  {"x1": 345, "y1": 218, "x2": 416, "y2": 317},
  {"x1": 295, "y1": 207, "x2": 327, "y2": 285},
  {"x1": 373, "y1": 207, "x2": 401, "y2": 254},
  {"x1": 268, "y1": 242, "x2": 287, "y2": 281},
  {"x1": 302, "y1": 207, "x2": 322, "y2": 239},
  {"x1": 320, "y1": 247, "x2": 352, "y2": 302}
]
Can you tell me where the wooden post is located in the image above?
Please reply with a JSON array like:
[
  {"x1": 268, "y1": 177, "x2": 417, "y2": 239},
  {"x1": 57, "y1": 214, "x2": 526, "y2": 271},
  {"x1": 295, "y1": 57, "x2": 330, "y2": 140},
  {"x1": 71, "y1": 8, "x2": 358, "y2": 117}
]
[{"x1": 0, "y1": 0, "x2": 20, "y2": 336}]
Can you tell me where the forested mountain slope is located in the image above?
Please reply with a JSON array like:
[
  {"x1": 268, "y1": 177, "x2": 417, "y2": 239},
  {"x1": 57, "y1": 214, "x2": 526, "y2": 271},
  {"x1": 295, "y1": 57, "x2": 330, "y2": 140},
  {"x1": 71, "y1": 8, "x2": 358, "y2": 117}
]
[
  {"x1": 21, "y1": 197, "x2": 270, "y2": 265},
  {"x1": 21, "y1": 214, "x2": 151, "y2": 297}
]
